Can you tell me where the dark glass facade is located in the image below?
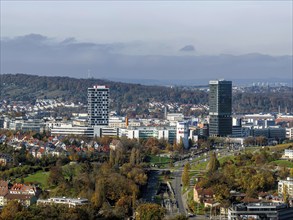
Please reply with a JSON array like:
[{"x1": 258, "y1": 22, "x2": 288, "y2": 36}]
[{"x1": 209, "y1": 80, "x2": 232, "y2": 136}]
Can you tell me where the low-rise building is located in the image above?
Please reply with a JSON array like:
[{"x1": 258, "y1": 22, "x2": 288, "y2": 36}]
[
  {"x1": 127, "y1": 126, "x2": 176, "y2": 144},
  {"x1": 4, "y1": 193, "x2": 36, "y2": 207},
  {"x1": 283, "y1": 149, "x2": 293, "y2": 160},
  {"x1": 0, "y1": 180, "x2": 9, "y2": 206},
  {"x1": 37, "y1": 197, "x2": 88, "y2": 208},
  {"x1": 228, "y1": 203, "x2": 293, "y2": 220},
  {"x1": 193, "y1": 186, "x2": 214, "y2": 203},
  {"x1": 278, "y1": 177, "x2": 293, "y2": 197}
]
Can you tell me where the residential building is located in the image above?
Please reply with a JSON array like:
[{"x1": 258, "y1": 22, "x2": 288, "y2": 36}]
[
  {"x1": 0, "y1": 183, "x2": 38, "y2": 207},
  {"x1": 283, "y1": 149, "x2": 293, "y2": 159},
  {"x1": 228, "y1": 203, "x2": 293, "y2": 220},
  {"x1": 209, "y1": 80, "x2": 232, "y2": 137},
  {"x1": 193, "y1": 186, "x2": 214, "y2": 204},
  {"x1": 0, "y1": 180, "x2": 9, "y2": 206},
  {"x1": 278, "y1": 177, "x2": 293, "y2": 197},
  {"x1": 88, "y1": 85, "x2": 109, "y2": 126},
  {"x1": 9, "y1": 183, "x2": 37, "y2": 195},
  {"x1": 4, "y1": 193, "x2": 36, "y2": 207},
  {"x1": 166, "y1": 113, "x2": 184, "y2": 122}
]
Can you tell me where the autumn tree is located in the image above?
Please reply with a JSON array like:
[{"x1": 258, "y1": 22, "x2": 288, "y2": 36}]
[
  {"x1": 48, "y1": 165, "x2": 65, "y2": 186},
  {"x1": 91, "y1": 178, "x2": 106, "y2": 208},
  {"x1": 182, "y1": 164, "x2": 190, "y2": 187},
  {"x1": 207, "y1": 152, "x2": 220, "y2": 174},
  {"x1": 130, "y1": 148, "x2": 136, "y2": 166},
  {"x1": 109, "y1": 149, "x2": 115, "y2": 167},
  {"x1": 135, "y1": 203, "x2": 166, "y2": 220},
  {"x1": 0, "y1": 200, "x2": 23, "y2": 219},
  {"x1": 283, "y1": 184, "x2": 289, "y2": 205}
]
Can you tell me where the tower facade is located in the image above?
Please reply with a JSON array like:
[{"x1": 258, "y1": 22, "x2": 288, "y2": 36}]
[
  {"x1": 88, "y1": 85, "x2": 109, "y2": 126},
  {"x1": 209, "y1": 80, "x2": 232, "y2": 136}
]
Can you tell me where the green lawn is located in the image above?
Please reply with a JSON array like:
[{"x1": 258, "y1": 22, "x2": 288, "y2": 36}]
[
  {"x1": 16, "y1": 171, "x2": 49, "y2": 189},
  {"x1": 270, "y1": 160, "x2": 293, "y2": 168},
  {"x1": 191, "y1": 161, "x2": 208, "y2": 171},
  {"x1": 148, "y1": 155, "x2": 171, "y2": 164},
  {"x1": 219, "y1": 155, "x2": 236, "y2": 165}
]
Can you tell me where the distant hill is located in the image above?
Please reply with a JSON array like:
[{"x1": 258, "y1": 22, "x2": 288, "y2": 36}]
[
  {"x1": 0, "y1": 74, "x2": 292, "y2": 115},
  {"x1": 0, "y1": 73, "x2": 208, "y2": 115}
]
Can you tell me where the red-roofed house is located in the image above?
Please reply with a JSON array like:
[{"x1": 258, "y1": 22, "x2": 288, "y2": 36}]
[{"x1": 193, "y1": 185, "x2": 214, "y2": 203}]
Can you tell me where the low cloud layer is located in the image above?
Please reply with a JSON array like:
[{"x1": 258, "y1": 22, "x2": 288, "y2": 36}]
[{"x1": 1, "y1": 34, "x2": 292, "y2": 83}]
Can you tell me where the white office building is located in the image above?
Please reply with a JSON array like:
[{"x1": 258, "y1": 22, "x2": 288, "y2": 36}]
[
  {"x1": 88, "y1": 85, "x2": 109, "y2": 126},
  {"x1": 176, "y1": 121, "x2": 189, "y2": 149}
]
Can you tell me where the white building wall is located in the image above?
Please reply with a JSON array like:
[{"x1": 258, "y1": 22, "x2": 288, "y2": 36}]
[{"x1": 176, "y1": 121, "x2": 189, "y2": 149}]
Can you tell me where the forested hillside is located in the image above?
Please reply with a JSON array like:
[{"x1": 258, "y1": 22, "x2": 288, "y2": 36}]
[{"x1": 0, "y1": 74, "x2": 292, "y2": 114}]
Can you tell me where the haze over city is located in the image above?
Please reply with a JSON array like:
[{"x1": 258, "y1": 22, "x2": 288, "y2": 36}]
[{"x1": 1, "y1": 1, "x2": 292, "y2": 84}]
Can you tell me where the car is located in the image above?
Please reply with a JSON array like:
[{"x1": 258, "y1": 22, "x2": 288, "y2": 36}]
[{"x1": 188, "y1": 213, "x2": 195, "y2": 217}]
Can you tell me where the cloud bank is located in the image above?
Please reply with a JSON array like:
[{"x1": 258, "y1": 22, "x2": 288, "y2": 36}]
[{"x1": 1, "y1": 34, "x2": 292, "y2": 83}]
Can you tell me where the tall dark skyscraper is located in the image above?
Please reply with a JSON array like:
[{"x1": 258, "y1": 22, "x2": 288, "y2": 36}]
[
  {"x1": 88, "y1": 85, "x2": 109, "y2": 126},
  {"x1": 209, "y1": 80, "x2": 232, "y2": 137}
]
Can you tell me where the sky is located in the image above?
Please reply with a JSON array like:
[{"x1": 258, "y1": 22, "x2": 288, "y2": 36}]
[
  {"x1": 1, "y1": 0, "x2": 292, "y2": 56},
  {"x1": 0, "y1": 1, "x2": 292, "y2": 83}
]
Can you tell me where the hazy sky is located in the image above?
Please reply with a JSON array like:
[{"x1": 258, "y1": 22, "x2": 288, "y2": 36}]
[{"x1": 1, "y1": 0, "x2": 292, "y2": 56}]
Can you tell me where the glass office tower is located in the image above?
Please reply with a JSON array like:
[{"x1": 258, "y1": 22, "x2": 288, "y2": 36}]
[{"x1": 209, "y1": 80, "x2": 232, "y2": 136}]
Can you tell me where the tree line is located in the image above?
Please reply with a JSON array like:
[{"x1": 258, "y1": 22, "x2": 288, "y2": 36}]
[{"x1": 2, "y1": 73, "x2": 291, "y2": 115}]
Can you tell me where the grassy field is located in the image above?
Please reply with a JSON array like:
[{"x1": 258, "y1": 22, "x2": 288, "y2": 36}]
[
  {"x1": 191, "y1": 161, "x2": 208, "y2": 171},
  {"x1": 147, "y1": 155, "x2": 171, "y2": 164},
  {"x1": 16, "y1": 171, "x2": 49, "y2": 188},
  {"x1": 270, "y1": 160, "x2": 293, "y2": 168}
]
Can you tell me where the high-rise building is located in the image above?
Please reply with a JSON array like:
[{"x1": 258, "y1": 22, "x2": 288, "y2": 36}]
[
  {"x1": 88, "y1": 85, "x2": 109, "y2": 126},
  {"x1": 209, "y1": 80, "x2": 232, "y2": 136}
]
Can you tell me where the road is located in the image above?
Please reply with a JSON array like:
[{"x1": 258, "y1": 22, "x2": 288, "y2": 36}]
[{"x1": 171, "y1": 170, "x2": 187, "y2": 216}]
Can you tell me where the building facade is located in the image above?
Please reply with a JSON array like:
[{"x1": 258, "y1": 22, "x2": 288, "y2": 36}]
[
  {"x1": 209, "y1": 80, "x2": 232, "y2": 137},
  {"x1": 228, "y1": 203, "x2": 293, "y2": 220},
  {"x1": 278, "y1": 177, "x2": 293, "y2": 197},
  {"x1": 88, "y1": 85, "x2": 109, "y2": 126}
]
